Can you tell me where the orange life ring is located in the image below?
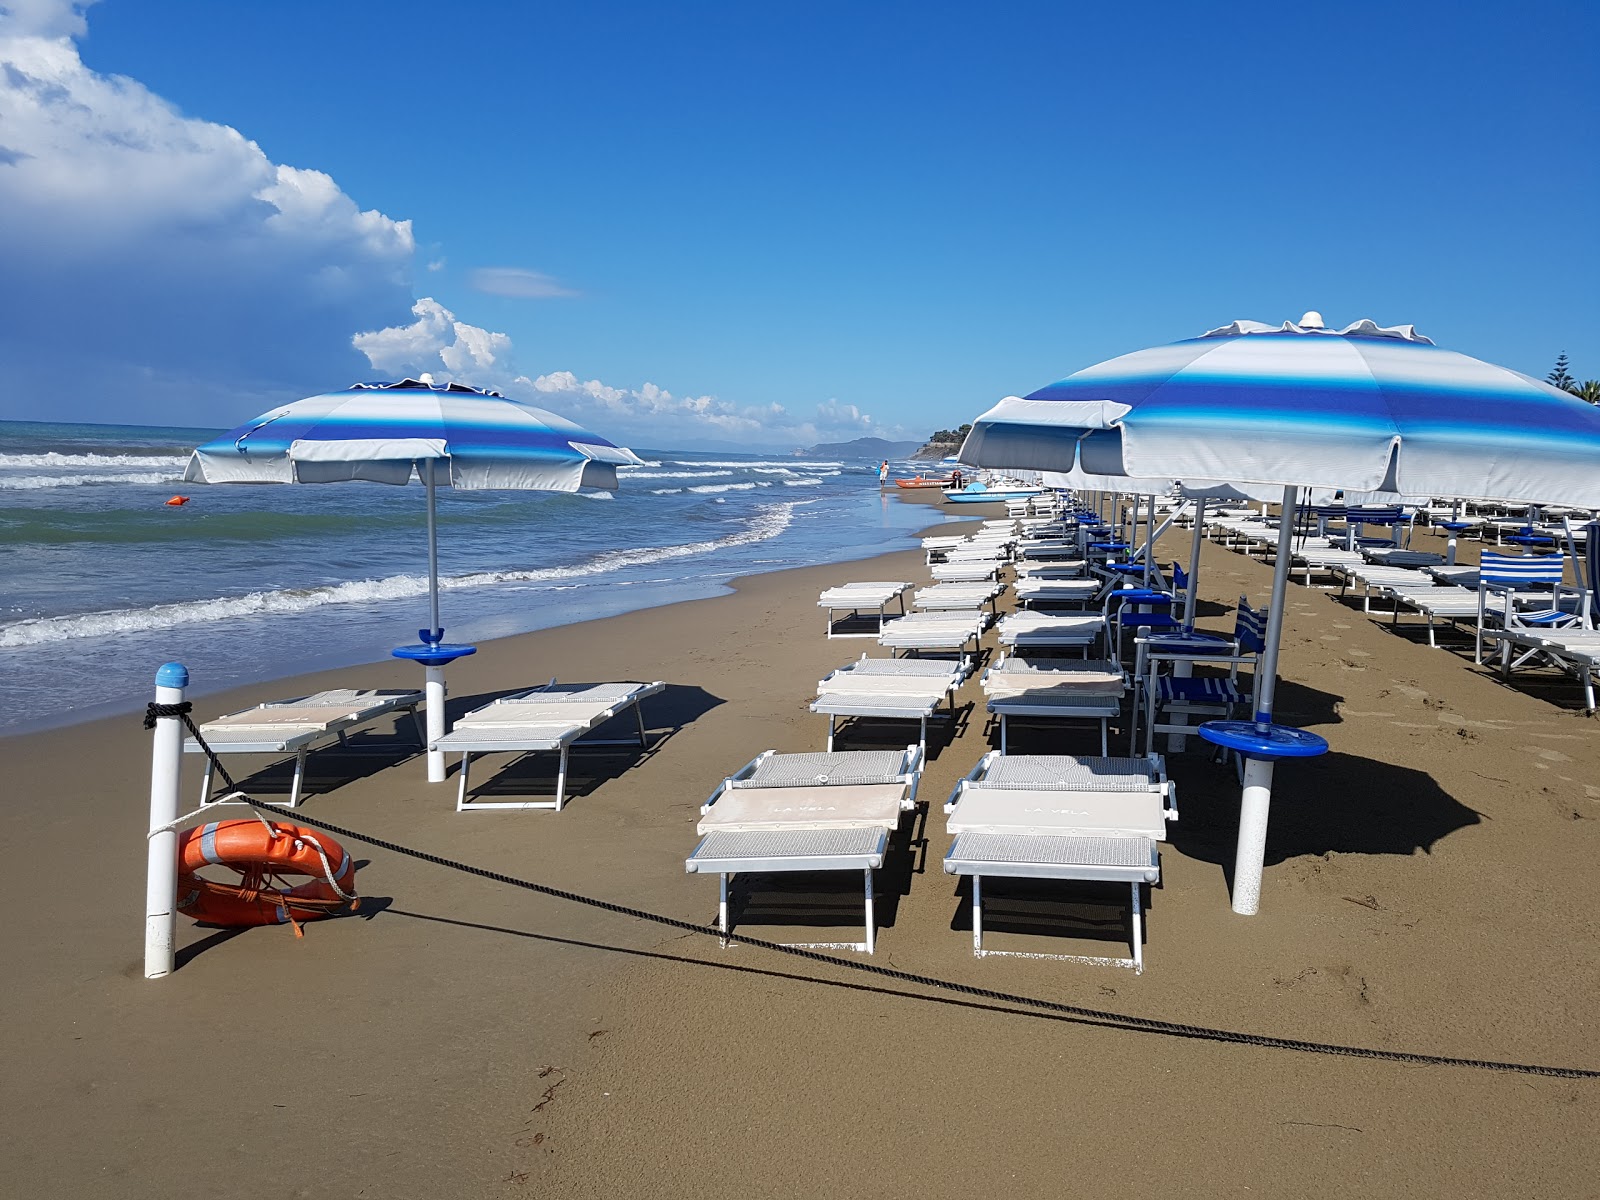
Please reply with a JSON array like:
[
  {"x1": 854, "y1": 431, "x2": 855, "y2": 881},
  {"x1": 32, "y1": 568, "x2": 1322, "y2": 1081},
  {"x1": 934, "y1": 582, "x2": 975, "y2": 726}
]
[{"x1": 176, "y1": 819, "x2": 358, "y2": 929}]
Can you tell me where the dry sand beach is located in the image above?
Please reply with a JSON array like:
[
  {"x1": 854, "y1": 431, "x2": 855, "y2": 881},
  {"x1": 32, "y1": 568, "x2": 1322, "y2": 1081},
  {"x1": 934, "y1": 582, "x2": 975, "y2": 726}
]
[{"x1": 2, "y1": 497, "x2": 1597, "y2": 1198}]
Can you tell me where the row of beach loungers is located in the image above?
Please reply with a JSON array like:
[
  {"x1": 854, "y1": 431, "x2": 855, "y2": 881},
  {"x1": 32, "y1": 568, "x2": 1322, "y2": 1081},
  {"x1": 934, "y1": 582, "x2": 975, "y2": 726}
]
[
  {"x1": 736, "y1": 498, "x2": 1242, "y2": 967},
  {"x1": 1191, "y1": 500, "x2": 1599, "y2": 709},
  {"x1": 179, "y1": 487, "x2": 1597, "y2": 972}
]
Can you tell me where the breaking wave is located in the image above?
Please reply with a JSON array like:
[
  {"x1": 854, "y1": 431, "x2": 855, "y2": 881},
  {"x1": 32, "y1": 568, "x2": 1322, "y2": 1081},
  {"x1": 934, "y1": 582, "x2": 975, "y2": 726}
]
[{"x1": 0, "y1": 501, "x2": 811, "y2": 648}]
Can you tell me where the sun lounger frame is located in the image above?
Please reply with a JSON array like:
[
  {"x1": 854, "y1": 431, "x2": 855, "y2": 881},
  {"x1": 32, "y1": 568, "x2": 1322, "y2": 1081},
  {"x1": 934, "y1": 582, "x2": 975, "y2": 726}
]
[
  {"x1": 811, "y1": 657, "x2": 971, "y2": 753},
  {"x1": 185, "y1": 689, "x2": 425, "y2": 809},
  {"x1": 687, "y1": 746, "x2": 923, "y2": 953},
  {"x1": 818, "y1": 582, "x2": 912, "y2": 639},
  {"x1": 440, "y1": 681, "x2": 665, "y2": 812},
  {"x1": 942, "y1": 752, "x2": 1174, "y2": 972}
]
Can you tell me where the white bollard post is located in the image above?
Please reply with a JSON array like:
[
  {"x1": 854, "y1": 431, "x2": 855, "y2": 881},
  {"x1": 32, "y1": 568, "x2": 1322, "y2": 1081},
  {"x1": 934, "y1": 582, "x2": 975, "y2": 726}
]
[
  {"x1": 1231, "y1": 756, "x2": 1275, "y2": 916},
  {"x1": 145, "y1": 661, "x2": 188, "y2": 979},
  {"x1": 425, "y1": 663, "x2": 448, "y2": 783}
]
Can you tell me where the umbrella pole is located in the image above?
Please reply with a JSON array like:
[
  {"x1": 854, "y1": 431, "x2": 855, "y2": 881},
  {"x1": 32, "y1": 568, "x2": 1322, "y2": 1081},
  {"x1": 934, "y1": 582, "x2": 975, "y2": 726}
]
[
  {"x1": 1184, "y1": 497, "x2": 1206, "y2": 625},
  {"x1": 1231, "y1": 484, "x2": 1298, "y2": 916},
  {"x1": 423, "y1": 460, "x2": 448, "y2": 783},
  {"x1": 1144, "y1": 494, "x2": 1156, "y2": 587},
  {"x1": 426, "y1": 460, "x2": 442, "y2": 640}
]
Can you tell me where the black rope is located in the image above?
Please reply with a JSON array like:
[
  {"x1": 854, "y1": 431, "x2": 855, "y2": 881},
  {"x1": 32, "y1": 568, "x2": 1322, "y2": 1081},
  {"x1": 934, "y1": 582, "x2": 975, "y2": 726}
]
[{"x1": 148, "y1": 702, "x2": 1599, "y2": 1080}]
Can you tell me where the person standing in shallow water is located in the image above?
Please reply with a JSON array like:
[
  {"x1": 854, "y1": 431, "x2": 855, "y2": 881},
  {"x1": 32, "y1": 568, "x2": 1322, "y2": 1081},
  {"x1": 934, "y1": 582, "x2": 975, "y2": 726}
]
[{"x1": 878, "y1": 460, "x2": 889, "y2": 487}]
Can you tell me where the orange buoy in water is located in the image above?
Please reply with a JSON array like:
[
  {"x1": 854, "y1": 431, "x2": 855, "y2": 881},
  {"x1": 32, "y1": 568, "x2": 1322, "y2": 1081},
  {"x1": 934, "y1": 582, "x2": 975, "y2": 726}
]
[
  {"x1": 176, "y1": 819, "x2": 359, "y2": 932},
  {"x1": 165, "y1": 495, "x2": 190, "y2": 506}
]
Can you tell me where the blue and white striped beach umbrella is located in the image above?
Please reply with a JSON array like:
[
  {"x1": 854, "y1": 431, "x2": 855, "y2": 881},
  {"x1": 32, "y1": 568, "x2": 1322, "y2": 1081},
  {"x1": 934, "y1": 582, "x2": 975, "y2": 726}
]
[
  {"x1": 186, "y1": 377, "x2": 644, "y2": 634},
  {"x1": 964, "y1": 315, "x2": 1600, "y2": 507},
  {"x1": 961, "y1": 315, "x2": 1600, "y2": 917},
  {"x1": 187, "y1": 377, "x2": 642, "y2": 493},
  {"x1": 185, "y1": 377, "x2": 644, "y2": 782}
]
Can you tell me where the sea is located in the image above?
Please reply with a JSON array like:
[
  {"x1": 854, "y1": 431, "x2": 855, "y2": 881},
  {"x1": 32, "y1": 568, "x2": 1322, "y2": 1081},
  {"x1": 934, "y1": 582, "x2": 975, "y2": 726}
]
[{"x1": 0, "y1": 420, "x2": 960, "y2": 734}]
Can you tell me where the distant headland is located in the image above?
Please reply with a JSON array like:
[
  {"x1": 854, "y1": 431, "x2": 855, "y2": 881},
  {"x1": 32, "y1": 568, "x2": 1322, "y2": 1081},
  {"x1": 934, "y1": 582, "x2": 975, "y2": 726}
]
[{"x1": 799, "y1": 424, "x2": 971, "y2": 460}]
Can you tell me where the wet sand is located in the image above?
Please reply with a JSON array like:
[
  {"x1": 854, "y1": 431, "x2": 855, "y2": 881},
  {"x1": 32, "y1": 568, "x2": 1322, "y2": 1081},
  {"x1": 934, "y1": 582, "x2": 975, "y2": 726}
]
[{"x1": 2, "y1": 500, "x2": 1596, "y2": 1197}]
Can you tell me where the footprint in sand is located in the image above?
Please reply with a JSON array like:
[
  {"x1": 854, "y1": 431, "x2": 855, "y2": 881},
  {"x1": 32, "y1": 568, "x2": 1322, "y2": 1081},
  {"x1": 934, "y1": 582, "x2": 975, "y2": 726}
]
[
  {"x1": 1346, "y1": 648, "x2": 1373, "y2": 658},
  {"x1": 1523, "y1": 746, "x2": 1574, "y2": 764}
]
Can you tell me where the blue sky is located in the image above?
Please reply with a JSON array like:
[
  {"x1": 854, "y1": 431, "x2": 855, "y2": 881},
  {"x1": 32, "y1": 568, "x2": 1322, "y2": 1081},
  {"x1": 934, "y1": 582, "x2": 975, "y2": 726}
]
[{"x1": 0, "y1": 0, "x2": 1595, "y2": 449}]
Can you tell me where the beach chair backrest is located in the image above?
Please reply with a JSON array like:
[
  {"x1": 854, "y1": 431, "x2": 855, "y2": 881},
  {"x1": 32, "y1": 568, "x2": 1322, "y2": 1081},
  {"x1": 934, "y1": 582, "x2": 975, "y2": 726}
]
[
  {"x1": 1479, "y1": 552, "x2": 1565, "y2": 589},
  {"x1": 1172, "y1": 563, "x2": 1188, "y2": 592},
  {"x1": 1233, "y1": 597, "x2": 1266, "y2": 653},
  {"x1": 1350, "y1": 505, "x2": 1406, "y2": 527}
]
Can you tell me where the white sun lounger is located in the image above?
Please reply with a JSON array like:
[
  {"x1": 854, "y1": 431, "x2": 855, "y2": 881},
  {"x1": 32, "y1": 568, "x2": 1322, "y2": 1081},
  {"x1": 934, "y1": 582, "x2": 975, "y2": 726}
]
[
  {"x1": 686, "y1": 747, "x2": 924, "y2": 953},
  {"x1": 1483, "y1": 629, "x2": 1600, "y2": 711},
  {"x1": 434, "y1": 680, "x2": 665, "y2": 812},
  {"x1": 997, "y1": 610, "x2": 1107, "y2": 652},
  {"x1": 185, "y1": 688, "x2": 425, "y2": 808},
  {"x1": 943, "y1": 752, "x2": 1176, "y2": 972},
  {"x1": 1017, "y1": 540, "x2": 1084, "y2": 561},
  {"x1": 811, "y1": 655, "x2": 972, "y2": 752},
  {"x1": 931, "y1": 559, "x2": 1005, "y2": 582},
  {"x1": 878, "y1": 611, "x2": 989, "y2": 662},
  {"x1": 943, "y1": 542, "x2": 1015, "y2": 563},
  {"x1": 981, "y1": 656, "x2": 1128, "y2": 754},
  {"x1": 1014, "y1": 578, "x2": 1101, "y2": 607},
  {"x1": 913, "y1": 581, "x2": 1004, "y2": 612},
  {"x1": 818, "y1": 581, "x2": 911, "y2": 638},
  {"x1": 1014, "y1": 561, "x2": 1088, "y2": 580}
]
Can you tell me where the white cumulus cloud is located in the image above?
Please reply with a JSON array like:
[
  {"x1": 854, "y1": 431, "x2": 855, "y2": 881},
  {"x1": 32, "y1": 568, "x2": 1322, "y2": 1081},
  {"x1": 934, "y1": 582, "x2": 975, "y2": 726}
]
[
  {"x1": 353, "y1": 298, "x2": 513, "y2": 379},
  {"x1": 0, "y1": 0, "x2": 417, "y2": 425},
  {"x1": 351, "y1": 301, "x2": 902, "y2": 447},
  {"x1": 0, "y1": 1, "x2": 902, "y2": 448}
]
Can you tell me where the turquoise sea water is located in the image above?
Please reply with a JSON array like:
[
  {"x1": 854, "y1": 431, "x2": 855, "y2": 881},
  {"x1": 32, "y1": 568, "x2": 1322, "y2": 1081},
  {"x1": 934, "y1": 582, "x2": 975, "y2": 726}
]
[{"x1": 0, "y1": 420, "x2": 957, "y2": 733}]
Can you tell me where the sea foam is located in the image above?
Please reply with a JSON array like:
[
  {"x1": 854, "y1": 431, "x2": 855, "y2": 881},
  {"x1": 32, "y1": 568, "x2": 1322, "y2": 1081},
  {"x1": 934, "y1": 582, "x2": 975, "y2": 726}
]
[{"x1": 0, "y1": 501, "x2": 810, "y2": 648}]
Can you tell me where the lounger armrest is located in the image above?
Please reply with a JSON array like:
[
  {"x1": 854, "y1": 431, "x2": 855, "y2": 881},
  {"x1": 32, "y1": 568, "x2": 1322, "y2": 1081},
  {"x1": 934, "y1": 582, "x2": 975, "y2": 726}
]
[
  {"x1": 726, "y1": 749, "x2": 774, "y2": 784},
  {"x1": 902, "y1": 744, "x2": 925, "y2": 806},
  {"x1": 943, "y1": 778, "x2": 968, "y2": 814},
  {"x1": 1165, "y1": 780, "x2": 1180, "y2": 824}
]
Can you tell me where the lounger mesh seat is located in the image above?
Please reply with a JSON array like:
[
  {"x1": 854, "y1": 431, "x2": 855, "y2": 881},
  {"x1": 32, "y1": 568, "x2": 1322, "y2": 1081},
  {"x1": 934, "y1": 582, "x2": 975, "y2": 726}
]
[
  {"x1": 976, "y1": 755, "x2": 1158, "y2": 790},
  {"x1": 692, "y1": 827, "x2": 887, "y2": 867},
  {"x1": 744, "y1": 751, "x2": 909, "y2": 787},
  {"x1": 947, "y1": 832, "x2": 1158, "y2": 880}
]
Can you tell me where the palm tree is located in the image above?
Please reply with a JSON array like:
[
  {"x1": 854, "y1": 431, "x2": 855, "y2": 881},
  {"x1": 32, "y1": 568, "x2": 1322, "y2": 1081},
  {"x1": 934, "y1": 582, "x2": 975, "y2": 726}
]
[{"x1": 1571, "y1": 379, "x2": 1600, "y2": 404}]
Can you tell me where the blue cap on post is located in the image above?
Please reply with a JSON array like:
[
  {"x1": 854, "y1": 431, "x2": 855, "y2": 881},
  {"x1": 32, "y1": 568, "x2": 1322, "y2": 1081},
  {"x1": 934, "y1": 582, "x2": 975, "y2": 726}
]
[{"x1": 155, "y1": 662, "x2": 189, "y2": 688}]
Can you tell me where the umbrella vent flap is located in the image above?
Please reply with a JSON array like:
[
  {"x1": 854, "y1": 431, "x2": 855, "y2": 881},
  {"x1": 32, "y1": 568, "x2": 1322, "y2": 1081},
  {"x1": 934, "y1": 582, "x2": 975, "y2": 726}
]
[{"x1": 289, "y1": 437, "x2": 447, "y2": 485}]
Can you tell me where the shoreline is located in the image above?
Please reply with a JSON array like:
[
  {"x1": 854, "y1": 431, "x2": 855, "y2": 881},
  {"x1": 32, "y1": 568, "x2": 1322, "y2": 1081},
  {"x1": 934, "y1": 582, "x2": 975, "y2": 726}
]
[
  {"x1": 1, "y1": 488, "x2": 964, "y2": 739},
  {"x1": 4, "y1": 495, "x2": 1596, "y2": 1198}
]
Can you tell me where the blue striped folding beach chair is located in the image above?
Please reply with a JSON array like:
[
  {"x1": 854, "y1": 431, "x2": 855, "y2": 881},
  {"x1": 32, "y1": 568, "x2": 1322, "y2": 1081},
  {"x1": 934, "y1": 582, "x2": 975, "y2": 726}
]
[
  {"x1": 1474, "y1": 551, "x2": 1585, "y2": 664},
  {"x1": 1345, "y1": 505, "x2": 1411, "y2": 550},
  {"x1": 1141, "y1": 598, "x2": 1266, "y2": 755}
]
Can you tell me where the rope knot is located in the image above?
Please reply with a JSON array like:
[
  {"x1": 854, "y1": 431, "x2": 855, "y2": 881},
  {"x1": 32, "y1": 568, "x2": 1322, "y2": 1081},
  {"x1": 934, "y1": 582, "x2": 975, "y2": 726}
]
[{"x1": 144, "y1": 700, "x2": 193, "y2": 730}]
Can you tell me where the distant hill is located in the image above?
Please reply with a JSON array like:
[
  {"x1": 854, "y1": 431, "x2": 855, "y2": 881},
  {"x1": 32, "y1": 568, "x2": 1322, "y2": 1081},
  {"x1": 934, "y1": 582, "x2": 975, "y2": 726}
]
[
  {"x1": 803, "y1": 436, "x2": 925, "y2": 459},
  {"x1": 910, "y1": 438, "x2": 963, "y2": 461}
]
